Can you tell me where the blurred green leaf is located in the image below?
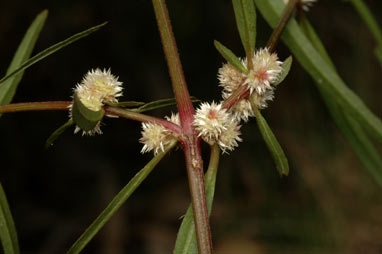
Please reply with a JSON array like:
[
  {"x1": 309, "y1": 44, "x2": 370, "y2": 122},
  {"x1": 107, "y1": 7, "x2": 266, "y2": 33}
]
[
  {"x1": 0, "y1": 22, "x2": 107, "y2": 86},
  {"x1": 348, "y1": 0, "x2": 382, "y2": 64},
  {"x1": 71, "y1": 93, "x2": 104, "y2": 131},
  {"x1": 45, "y1": 120, "x2": 74, "y2": 149},
  {"x1": 0, "y1": 10, "x2": 48, "y2": 116},
  {"x1": 253, "y1": 108, "x2": 289, "y2": 176},
  {"x1": 106, "y1": 101, "x2": 145, "y2": 107},
  {"x1": 67, "y1": 139, "x2": 178, "y2": 254},
  {"x1": 274, "y1": 55, "x2": 292, "y2": 86},
  {"x1": 255, "y1": 0, "x2": 382, "y2": 141},
  {"x1": 0, "y1": 182, "x2": 19, "y2": 254},
  {"x1": 300, "y1": 16, "x2": 382, "y2": 185},
  {"x1": 174, "y1": 144, "x2": 220, "y2": 254},
  {"x1": 214, "y1": 40, "x2": 248, "y2": 74},
  {"x1": 232, "y1": 0, "x2": 257, "y2": 58}
]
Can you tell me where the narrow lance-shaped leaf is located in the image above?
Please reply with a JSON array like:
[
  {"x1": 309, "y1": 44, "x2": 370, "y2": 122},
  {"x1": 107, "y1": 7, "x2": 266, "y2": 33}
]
[
  {"x1": 232, "y1": 0, "x2": 257, "y2": 59},
  {"x1": 0, "y1": 10, "x2": 48, "y2": 115},
  {"x1": 67, "y1": 139, "x2": 178, "y2": 254},
  {"x1": 71, "y1": 93, "x2": 104, "y2": 131},
  {"x1": 214, "y1": 40, "x2": 248, "y2": 74},
  {"x1": 174, "y1": 144, "x2": 220, "y2": 254},
  {"x1": 253, "y1": 107, "x2": 289, "y2": 176},
  {"x1": 133, "y1": 96, "x2": 199, "y2": 113},
  {"x1": 254, "y1": 0, "x2": 382, "y2": 141},
  {"x1": 274, "y1": 55, "x2": 292, "y2": 86},
  {"x1": 0, "y1": 182, "x2": 20, "y2": 254},
  {"x1": 0, "y1": 22, "x2": 108, "y2": 86},
  {"x1": 45, "y1": 120, "x2": 74, "y2": 149}
]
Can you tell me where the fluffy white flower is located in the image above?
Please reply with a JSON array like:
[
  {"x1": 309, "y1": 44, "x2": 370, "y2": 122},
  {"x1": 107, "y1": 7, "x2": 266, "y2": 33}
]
[
  {"x1": 283, "y1": 0, "x2": 317, "y2": 11},
  {"x1": 244, "y1": 48, "x2": 282, "y2": 95},
  {"x1": 218, "y1": 118, "x2": 242, "y2": 154},
  {"x1": 193, "y1": 102, "x2": 230, "y2": 144},
  {"x1": 69, "y1": 68, "x2": 123, "y2": 135},
  {"x1": 193, "y1": 102, "x2": 242, "y2": 152},
  {"x1": 140, "y1": 113, "x2": 180, "y2": 155}
]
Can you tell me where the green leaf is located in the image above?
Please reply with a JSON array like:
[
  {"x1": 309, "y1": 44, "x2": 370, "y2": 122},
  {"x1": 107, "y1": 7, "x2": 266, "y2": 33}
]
[
  {"x1": 232, "y1": 0, "x2": 257, "y2": 58},
  {"x1": 255, "y1": 0, "x2": 382, "y2": 141},
  {"x1": 253, "y1": 108, "x2": 289, "y2": 176},
  {"x1": 214, "y1": 40, "x2": 248, "y2": 74},
  {"x1": 299, "y1": 16, "x2": 382, "y2": 185},
  {"x1": 348, "y1": 0, "x2": 382, "y2": 64},
  {"x1": 0, "y1": 10, "x2": 48, "y2": 115},
  {"x1": 132, "y1": 96, "x2": 199, "y2": 113},
  {"x1": 45, "y1": 120, "x2": 74, "y2": 149},
  {"x1": 0, "y1": 22, "x2": 107, "y2": 86},
  {"x1": 274, "y1": 55, "x2": 292, "y2": 86},
  {"x1": 0, "y1": 182, "x2": 19, "y2": 254},
  {"x1": 71, "y1": 93, "x2": 104, "y2": 131},
  {"x1": 67, "y1": 139, "x2": 178, "y2": 254},
  {"x1": 174, "y1": 144, "x2": 220, "y2": 254},
  {"x1": 106, "y1": 101, "x2": 145, "y2": 107}
]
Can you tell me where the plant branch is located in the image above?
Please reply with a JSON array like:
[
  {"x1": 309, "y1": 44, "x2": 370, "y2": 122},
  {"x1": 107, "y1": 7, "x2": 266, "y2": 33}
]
[
  {"x1": 183, "y1": 136, "x2": 213, "y2": 254},
  {"x1": 104, "y1": 106, "x2": 182, "y2": 134},
  {"x1": 151, "y1": 0, "x2": 195, "y2": 133},
  {"x1": 266, "y1": 0, "x2": 298, "y2": 52},
  {"x1": 0, "y1": 101, "x2": 71, "y2": 112}
]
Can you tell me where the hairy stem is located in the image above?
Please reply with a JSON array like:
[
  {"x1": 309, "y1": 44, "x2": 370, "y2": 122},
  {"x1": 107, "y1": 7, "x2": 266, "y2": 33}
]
[
  {"x1": 183, "y1": 135, "x2": 213, "y2": 254},
  {"x1": 152, "y1": 0, "x2": 195, "y2": 133}
]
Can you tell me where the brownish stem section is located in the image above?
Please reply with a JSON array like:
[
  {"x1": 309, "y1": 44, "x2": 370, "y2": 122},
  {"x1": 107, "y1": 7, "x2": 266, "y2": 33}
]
[
  {"x1": 183, "y1": 135, "x2": 212, "y2": 254},
  {"x1": 0, "y1": 101, "x2": 71, "y2": 113},
  {"x1": 266, "y1": 0, "x2": 298, "y2": 52},
  {"x1": 152, "y1": 0, "x2": 195, "y2": 133}
]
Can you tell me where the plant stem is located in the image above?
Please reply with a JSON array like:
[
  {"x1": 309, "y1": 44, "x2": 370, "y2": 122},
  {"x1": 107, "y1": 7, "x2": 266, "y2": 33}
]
[
  {"x1": 105, "y1": 106, "x2": 182, "y2": 134},
  {"x1": 0, "y1": 101, "x2": 71, "y2": 112},
  {"x1": 222, "y1": 84, "x2": 250, "y2": 110},
  {"x1": 266, "y1": 0, "x2": 298, "y2": 52},
  {"x1": 151, "y1": 0, "x2": 195, "y2": 133},
  {"x1": 183, "y1": 135, "x2": 213, "y2": 254},
  {"x1": 152, "y1": 0, "x2": 212, "y2": 252}
]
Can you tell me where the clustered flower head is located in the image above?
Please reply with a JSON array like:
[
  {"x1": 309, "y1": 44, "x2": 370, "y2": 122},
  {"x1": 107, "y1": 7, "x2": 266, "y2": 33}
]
[
  {"x1": 140, "y1": 113, "x2": 179, "y2": 155},
  {"x1": 193, "y1": 102, "x2": 242, "y2": 153},
  {"x1": 69, "y1": 68, "x2": 123, "y2": 135},
  {"x1": 284, "y1": 0, "x2": 317, "y2": 11},
  {"x1": 218, "y1": 48, "x2": 282, "y2": 122}
]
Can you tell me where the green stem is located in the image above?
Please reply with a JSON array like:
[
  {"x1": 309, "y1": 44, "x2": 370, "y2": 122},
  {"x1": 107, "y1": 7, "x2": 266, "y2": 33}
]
[
  {"x1": 67, "y1": 139, "x2": 178, "y2": 254},
  {"x1": 266, "y1": 0, "x2": 298, "y2": 52},
  {"x1": 151, "y1": 0, "x2": 195, "y2": 133}
]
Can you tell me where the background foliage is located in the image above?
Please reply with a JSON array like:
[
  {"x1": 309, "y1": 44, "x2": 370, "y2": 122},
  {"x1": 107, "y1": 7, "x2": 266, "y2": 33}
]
[{"x1": 0, "y1": 0, "x2": 381, "y2": 253}]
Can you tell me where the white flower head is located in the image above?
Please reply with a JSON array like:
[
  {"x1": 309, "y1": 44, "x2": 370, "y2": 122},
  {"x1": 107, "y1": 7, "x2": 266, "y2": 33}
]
[
  {"x1": 69, "y1": 68, "x2": 123, "y2": 135},
  {"x1": 218, "y1": 118, "x2": 242, "y2": 154},
  {"x1": 244, "y1": 48, "x2": 282, "y2": 95},
  {"x1": 193, "y1": 102, "x2": 242, "y2": 152},
  {"x1": 284, "y1": 0, "x2": 317, "y2": 11},
  {"x1": 140, "y1": 113, "x2": 180, "y2": 155},
  {"x1": 193, "y1": 102, "x2": 230, "y2": 144},
  {"x1": 218, "y1": 63, "x2": 246, "y2": 95}
]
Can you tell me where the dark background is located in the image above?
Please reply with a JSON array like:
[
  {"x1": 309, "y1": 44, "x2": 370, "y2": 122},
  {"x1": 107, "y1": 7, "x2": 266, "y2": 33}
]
[{"x1": 0, "y1": 0, "x2": 381, "y2": 253}]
